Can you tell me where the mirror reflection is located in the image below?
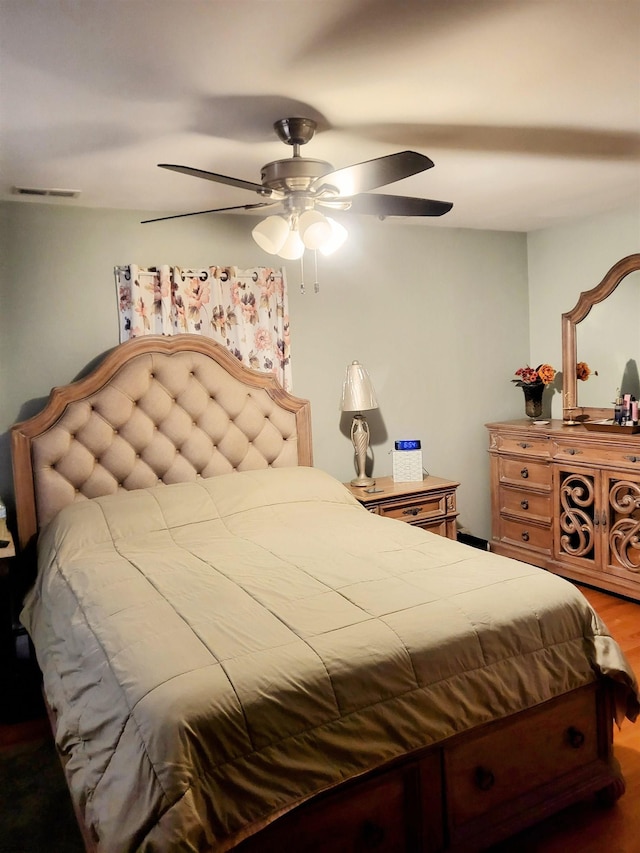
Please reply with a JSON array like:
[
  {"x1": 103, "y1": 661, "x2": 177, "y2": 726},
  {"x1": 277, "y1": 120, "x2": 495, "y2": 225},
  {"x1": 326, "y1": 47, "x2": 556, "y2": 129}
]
[{"x1": 576, "y1": 271, "x2": 640, "y2": 408}]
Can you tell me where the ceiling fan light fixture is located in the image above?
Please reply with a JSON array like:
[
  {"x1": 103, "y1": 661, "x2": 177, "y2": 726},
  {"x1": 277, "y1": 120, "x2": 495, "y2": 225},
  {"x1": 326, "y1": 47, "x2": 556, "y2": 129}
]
[
  {"x1": 298, "y1": 209, "x2": 333, "y2": 250},
  {"x1": 252, "y1": 215, "x2": 290, "y2": 254},
  {"x1": 319, "y1": 217, "x2": 348, "y2": 256},
  {"x1": 277, "y1": 227, "x2": 305, "y2": 260}
]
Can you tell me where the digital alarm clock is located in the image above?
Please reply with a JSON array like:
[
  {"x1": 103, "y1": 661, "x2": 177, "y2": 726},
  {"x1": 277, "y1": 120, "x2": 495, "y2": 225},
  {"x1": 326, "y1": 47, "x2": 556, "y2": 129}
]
[
  {"x1": 392, "y1": 442, "x2": 423, "y2": 482},
  {"x1": 394, "y1": 440, "x2": 421, "y2": 451}
]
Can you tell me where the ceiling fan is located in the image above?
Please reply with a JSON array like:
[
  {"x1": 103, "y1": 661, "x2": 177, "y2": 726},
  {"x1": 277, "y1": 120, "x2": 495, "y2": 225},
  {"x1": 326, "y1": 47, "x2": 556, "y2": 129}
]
[{"x1": 142, "y1": 117, "x2": 453, "y2": 258}]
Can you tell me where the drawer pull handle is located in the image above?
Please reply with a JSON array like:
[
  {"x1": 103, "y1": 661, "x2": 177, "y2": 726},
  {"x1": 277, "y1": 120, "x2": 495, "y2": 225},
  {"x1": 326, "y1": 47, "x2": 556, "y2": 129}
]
[
  {"x1": 520, "y1": 467, "x2": 529, "y2": 479},
  {"x1": 474, "y1": 766, "x2": 496, "y2": 791},
  {"x1": 361, "y1": 820, "x2": 385, "y2": 847},
  {"x1": 518, "y1": 442, "x2": 532, "y2": 449},
  {"x1": 521, "y1": 531, "x2": 530, "y2": 542},
  {"x1": 567, "y1": 726, "x2": 585, "y2": 749},
  {"x1": 624, "y1": 455, "x2": 640, "y2": 463},
  {"x1": 566, "y1": 448, "x2": 582, "y2": 456},
  {"x1": 520, "y1": 499, "x2": 529, "y2": 510},
  {"x1": 403, "y1": 507, "x2": 422, "y2": 516}
]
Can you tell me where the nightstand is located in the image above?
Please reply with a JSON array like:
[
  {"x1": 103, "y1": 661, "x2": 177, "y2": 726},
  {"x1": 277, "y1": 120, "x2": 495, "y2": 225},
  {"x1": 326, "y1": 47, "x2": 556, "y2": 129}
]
[
  {"x1": 1, "y1": 530, "x2": 45, "y2": 723},
  {"x1": 1, "y1": 531, "x2": 17, "y2": 659},
  {"x1": 344, "y1": 475, "x2": 460, "y2": 540}
]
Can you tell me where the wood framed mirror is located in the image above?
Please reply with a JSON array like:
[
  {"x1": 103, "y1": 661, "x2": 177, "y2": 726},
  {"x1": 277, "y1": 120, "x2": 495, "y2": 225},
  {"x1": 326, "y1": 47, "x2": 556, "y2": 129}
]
[{"x1": 562, "y1": 253, "x2": 640, "y2": 421}]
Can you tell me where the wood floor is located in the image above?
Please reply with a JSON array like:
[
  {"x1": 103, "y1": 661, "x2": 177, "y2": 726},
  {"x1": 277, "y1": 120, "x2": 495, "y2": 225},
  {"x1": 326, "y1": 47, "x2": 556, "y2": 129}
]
[
  {"x1": 0, "y1": 713, "x2": 49, "y2": 749},
  {"x1": 1, "y1": 582, "x2": 639, "y2": 851}
]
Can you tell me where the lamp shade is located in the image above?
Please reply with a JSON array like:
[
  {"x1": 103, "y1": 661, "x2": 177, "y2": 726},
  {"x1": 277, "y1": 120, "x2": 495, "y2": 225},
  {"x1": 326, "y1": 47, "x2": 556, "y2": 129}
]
[
  {"x1": 298, "y1": 209, "x2": 333, "y2": 250},
  {"x1": 252, "y1": 215, "x2": 290, "y2": 254},
  {"x1": 278, "y1": 228, "x2": 305, "y2": 260},
  {"x1": 340, "y1": 361, "x2": 378, "y2": 412},
  {"x1": 253, "y1": 210, "x2": 349, "y2": 260},
  {"x1": 319, "y1": 217, "x2": 348, "y2": 256}
]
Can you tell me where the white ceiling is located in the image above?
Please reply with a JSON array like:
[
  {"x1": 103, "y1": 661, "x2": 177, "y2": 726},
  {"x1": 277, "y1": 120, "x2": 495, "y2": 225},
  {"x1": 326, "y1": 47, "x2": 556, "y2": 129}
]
[{"x1": 1, "y1": 0, "x2": 639, "y2": 232}]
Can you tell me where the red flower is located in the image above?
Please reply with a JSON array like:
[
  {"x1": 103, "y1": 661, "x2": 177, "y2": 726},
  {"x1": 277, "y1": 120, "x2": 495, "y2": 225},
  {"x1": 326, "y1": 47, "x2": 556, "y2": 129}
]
[{"x1": 512, "y1": 363, "x2": 556, "y2": 387}]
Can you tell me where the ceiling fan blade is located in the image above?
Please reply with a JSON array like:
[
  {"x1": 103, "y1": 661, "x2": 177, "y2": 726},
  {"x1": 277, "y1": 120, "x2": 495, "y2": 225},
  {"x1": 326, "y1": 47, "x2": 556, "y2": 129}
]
[
  {"x1": 335, "y1": 193, "x2": 453, "y2": 217},
  {"x1": 313, "y1": 151, "x2": 434, "y2": 196},
  {"x1": 141, "y1": 202, "x2": 275, "y2": 224},
  {"x1": 158, "y1": 164, "x2": 282, "y2": 198}
]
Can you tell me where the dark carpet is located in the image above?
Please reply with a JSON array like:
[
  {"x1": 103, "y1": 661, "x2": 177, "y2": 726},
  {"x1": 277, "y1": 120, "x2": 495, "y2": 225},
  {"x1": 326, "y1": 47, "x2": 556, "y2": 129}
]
[{"x1": 0, "y1": 736, "x2": 84, "y2": 853}]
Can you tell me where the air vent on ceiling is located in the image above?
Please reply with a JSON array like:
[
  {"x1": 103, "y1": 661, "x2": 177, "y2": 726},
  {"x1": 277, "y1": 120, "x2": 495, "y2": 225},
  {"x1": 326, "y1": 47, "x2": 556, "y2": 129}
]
[{"x1": 12, "y1": 186, "x2": 81, "y2": 199}]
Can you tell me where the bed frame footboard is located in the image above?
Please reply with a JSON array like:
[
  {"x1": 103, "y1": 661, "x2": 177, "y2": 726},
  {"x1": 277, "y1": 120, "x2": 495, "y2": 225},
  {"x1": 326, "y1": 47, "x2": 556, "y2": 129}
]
[{"x1": 47, "y1": 681, "x2": 621, "y2": 853}]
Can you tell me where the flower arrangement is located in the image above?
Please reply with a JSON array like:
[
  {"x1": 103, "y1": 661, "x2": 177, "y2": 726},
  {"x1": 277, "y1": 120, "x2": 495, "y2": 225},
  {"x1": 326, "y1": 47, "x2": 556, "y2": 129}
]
[
  {"x1": 512, "y1": 363, "x2": 556, "y2": 387},
  {"x1": 576, "y1": 361, "x2": 597, "y2": 381}
]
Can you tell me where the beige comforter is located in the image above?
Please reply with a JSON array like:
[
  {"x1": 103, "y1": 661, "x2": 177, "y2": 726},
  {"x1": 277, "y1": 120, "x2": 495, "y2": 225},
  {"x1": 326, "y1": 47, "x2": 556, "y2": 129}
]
[{"x1": 22, "y1": 467, "x2": 639, "y2": 852}]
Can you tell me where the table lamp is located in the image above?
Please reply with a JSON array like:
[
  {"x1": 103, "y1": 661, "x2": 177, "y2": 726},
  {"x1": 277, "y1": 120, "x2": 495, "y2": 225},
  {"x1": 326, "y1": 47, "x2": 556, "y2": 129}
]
[{"x1": 340, "y1": 360, "x2": 379, "y2": 487}]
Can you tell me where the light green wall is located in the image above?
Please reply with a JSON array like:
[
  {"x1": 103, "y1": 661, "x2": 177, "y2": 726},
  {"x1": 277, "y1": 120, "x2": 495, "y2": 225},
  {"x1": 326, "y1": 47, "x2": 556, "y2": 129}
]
[
  {"x1": 1, "y1": 200, "x2": 530, "y2": 539},
  {"x1": 527, "y1": 203, "x2": 640, "y2": 419},
  {"x1": 2, "y1": 200, "x2": 637, "y2": 542}
]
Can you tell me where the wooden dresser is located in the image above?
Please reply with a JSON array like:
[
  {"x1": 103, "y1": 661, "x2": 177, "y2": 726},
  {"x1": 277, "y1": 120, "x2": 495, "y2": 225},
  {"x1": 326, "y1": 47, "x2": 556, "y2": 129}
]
[{"x1": 487, "y1": 418, "x2": 640, "y2": 601}]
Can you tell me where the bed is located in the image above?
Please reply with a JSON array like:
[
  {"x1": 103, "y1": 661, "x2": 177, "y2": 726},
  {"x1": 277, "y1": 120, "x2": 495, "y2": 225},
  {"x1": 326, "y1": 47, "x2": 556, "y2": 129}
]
[{"x1": 11, "y1": 334, "x2": 640, "y2": 853}]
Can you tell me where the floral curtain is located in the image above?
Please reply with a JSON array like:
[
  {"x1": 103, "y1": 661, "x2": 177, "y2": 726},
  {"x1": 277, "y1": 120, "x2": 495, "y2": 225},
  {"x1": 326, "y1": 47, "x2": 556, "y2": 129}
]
[{"x1": 115, "y1": 265, "x2": 292, "y2": 390}]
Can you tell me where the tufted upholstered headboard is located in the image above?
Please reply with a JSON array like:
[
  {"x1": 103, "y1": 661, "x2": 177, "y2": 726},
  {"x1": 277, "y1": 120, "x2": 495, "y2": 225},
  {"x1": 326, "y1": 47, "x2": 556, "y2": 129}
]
[{"x1": 11, "y1": 335, "x2": 313, "y2": 552}]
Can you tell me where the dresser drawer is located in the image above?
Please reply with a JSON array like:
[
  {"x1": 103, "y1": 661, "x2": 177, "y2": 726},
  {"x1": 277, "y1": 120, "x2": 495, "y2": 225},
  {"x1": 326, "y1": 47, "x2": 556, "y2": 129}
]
[
  {"x1": 555, "y1": 440, "x2": 640, "y2": 472},
  {"x1": 239, "y1": 762, "x2": 416, "y2": 852},
  {"x1": 377, "y1": 492, "x2": 450, "y2": 525},
  {"x1": 498, "y1": 457, "x2": 552, "y2": 491},
  {"x1": 499, "y1": 486, "x2": 551, "y2": 524},
  {"x1": 495, "y1": 434, "x2": 552, "y2": 458},
  {"x1": 498, "y1": 515, "x2": 552, "y2": 553},
  {"x1": 445, "y1": 686, "x2": 599, "y2": 829},
  {"x1": 419, "y1": 518, "x2": 449, "y2": 537}
]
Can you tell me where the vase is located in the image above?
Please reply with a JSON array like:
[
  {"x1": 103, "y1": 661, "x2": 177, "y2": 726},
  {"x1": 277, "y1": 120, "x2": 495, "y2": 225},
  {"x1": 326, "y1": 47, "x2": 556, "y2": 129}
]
[{"x1": 522, "y1": 383, "x2": 544, "y2": 419}]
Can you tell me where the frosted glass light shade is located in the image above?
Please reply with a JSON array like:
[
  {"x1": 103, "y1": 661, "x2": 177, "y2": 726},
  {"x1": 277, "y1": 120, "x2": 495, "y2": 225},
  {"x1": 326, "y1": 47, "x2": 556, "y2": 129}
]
[
  {"x1": 278, "y1": 228, "x2": 305, "y2": 260},
  {"x1": 340, "y1": 361, "x2": 378, "y2": 412},
  {"x1": 252, "y1": 216, "x2": 290, "y2": 254},
  {"x1": 298, "y1": 209, "x2": 333, "y2": 250},
  {"x1": 319, "y1": 217, "x2": 348, "y2": 256},
  {"x1": 253, "y1": 210, "x2": 348, "y2": 260}
]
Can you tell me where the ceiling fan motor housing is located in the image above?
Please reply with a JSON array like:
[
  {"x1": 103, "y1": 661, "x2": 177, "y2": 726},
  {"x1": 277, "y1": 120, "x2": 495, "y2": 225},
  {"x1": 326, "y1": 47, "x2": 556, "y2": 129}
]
[{"x1": 260, "y1": 158, "x2": 335, "y2": 194}]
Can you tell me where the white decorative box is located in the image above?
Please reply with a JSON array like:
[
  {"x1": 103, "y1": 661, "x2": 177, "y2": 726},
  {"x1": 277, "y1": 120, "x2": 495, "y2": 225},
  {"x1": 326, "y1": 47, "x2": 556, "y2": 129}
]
[{"x1": 392, "y1": 449, "x2": 423, "y2": 482}]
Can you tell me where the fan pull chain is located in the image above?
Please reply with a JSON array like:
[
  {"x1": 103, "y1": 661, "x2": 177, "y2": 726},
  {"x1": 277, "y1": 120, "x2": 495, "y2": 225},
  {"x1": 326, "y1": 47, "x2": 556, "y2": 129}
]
[{"x1": 298, "y1": 253, "x2": 321, "y2": 294}]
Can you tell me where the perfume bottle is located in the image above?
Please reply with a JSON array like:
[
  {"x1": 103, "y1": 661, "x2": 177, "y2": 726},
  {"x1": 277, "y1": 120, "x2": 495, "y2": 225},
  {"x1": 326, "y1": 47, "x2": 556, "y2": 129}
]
[{"x1": 614, "y1": 389, "x2": 623, "y2": 425}]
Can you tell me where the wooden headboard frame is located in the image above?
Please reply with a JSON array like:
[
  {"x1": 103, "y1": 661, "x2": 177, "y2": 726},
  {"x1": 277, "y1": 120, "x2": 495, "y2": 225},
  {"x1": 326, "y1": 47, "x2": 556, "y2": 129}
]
[{"x1": 11, "y1": 335, "x2": 313, "y2": 553}]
